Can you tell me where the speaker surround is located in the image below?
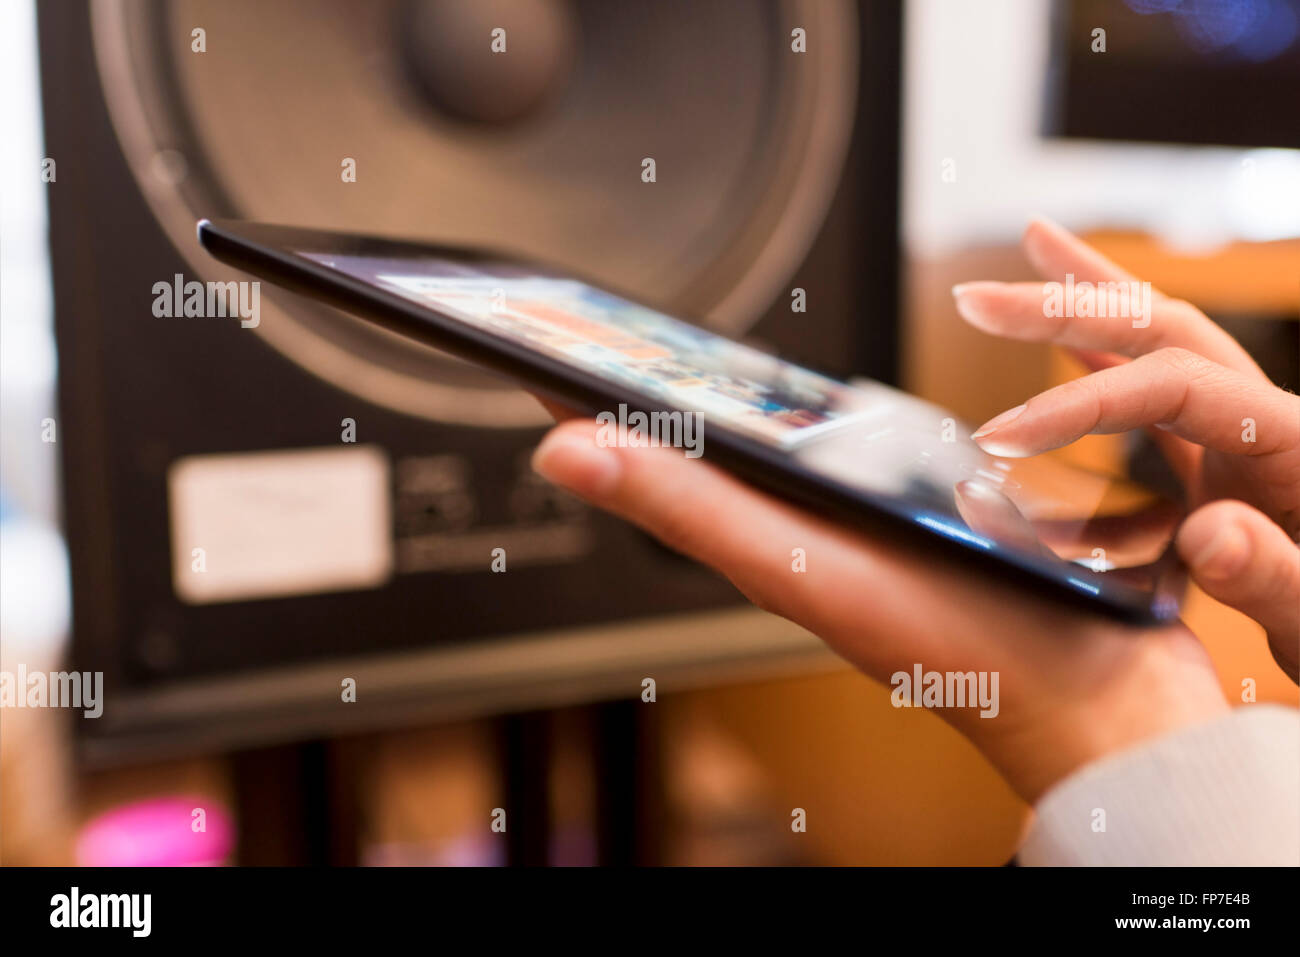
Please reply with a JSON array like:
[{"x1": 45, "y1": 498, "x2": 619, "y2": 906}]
[{"x1": 92, "y1": 0, "x2": 859, "y2": 424}]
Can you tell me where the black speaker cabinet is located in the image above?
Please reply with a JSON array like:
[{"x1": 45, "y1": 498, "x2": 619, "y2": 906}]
[{"x1": 40, "y1": 0, "x2": 901, "y2": 762}]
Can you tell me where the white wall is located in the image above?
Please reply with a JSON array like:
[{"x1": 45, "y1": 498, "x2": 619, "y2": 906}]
[
  {"x1": 902, "y1": 0, "x2": 1300, "y2": 256},
  {"x1": 0, "y1": 0, "x2": 59, "y2": 524}
]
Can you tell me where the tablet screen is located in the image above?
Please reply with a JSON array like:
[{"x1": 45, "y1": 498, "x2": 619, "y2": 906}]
[{"x1": 290, "y1": 244, "x2": 1183, "y2": 618}]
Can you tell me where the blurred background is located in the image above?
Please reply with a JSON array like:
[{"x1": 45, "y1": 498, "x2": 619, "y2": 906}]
[{"x1": 1, "y1": 0, "x2": 1297, "y2": 866}]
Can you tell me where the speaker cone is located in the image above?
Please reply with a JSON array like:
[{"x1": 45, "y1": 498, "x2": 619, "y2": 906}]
[{"x1": 92, "y1": 0, "x2": 858, "y2": 426}]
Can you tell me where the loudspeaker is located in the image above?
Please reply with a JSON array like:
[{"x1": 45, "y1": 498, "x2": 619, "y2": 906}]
[{"x1": 41, "y1": 0, "x2": 901, "y2": 762}]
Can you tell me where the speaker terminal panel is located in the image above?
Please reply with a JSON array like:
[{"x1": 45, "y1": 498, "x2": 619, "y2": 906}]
[{"x1": 393, "y1": 452, "x2": 593, "y2": 574}]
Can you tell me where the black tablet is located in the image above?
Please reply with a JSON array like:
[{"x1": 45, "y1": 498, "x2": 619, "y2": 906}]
[{"x1": 198, "y1": 219, "x2": 1185, "y2": 624}]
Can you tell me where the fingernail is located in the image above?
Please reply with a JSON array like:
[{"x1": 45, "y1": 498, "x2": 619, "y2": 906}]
[
  {"x1": 971, "y1": 404, "x2": 1027, "y2": 441},
  {"x1": 952, "y1": 282, "x2": 1005, "y2": 330},
  {"x1": 1023, "y1": 216, "x2": 1069, "y2": 271},
  {"x1": 1190, "y1": 522, "x2": 1250, "y2": 580},
  {"x1": 952, "y1": 281, "x2": 1008, "y2": 296},
  {"x1": 533, "y1": 430, "x2": 622, "y2": 498}
]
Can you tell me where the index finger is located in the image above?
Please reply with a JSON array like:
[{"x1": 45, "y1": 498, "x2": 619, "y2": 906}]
[{"x1": 971, "y1": 348, "x2": 1300, "y2": 459}]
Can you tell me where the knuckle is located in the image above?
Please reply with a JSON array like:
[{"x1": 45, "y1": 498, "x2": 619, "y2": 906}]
[
  {"x1": 1234, "y1": 516, "x2": 1300, "y2": 597},
  {"x1": 1253, "y1": 551, "x2": 1300, "y2": 606},
  {"x1": 1149, "y1": 346, "x2": 1218, "y2": 381},
  {"x1": 1150, "y1": 345, "x2": 1197, "y2": 367},
  {"x1": 1275, "y1": 539, "x2": 1300, "y2": 589},
  {"x1": 735, "y1": 577, "x2": 783, "y2": 617},
  {"x1": 646, "y1": 502, "x2": 704, "y2": 560},
  {"x1": 1062, "y1": 374, "x2": 1108, "y2": 419},
  {"x1": 1058, "y1": 371, "x2": 1099, "y2": 399}
]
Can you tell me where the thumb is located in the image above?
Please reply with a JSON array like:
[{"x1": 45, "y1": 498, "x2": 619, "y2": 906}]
[{"x1": 1176, "y1": 500, "x2": 1300, "y2": 683}]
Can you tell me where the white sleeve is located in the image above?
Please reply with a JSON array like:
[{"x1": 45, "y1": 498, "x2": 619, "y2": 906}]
[{"x1": 1018, "y1": 705, "x2": 1300, "y2": 866}]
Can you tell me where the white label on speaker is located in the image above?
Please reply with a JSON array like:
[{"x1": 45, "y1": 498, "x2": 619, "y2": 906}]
[{"x1": 168, "y1": 446, "x2": 393, "y2": 604}]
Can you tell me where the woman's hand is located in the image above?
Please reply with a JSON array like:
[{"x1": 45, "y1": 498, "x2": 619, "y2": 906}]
[
  {"x1": 953, "y1": 219, "x2": 1300, "y2": 681},
  {"x1": 531, "y1": 418, "x2": 1228, "y2": 803}
]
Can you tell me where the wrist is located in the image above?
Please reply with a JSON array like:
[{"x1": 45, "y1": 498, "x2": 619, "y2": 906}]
[{"x1": 978, "y1": 623, "x2": 1230, "y2": 803}]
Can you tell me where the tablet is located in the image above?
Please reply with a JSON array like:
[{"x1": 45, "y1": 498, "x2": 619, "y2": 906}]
[{"x1": 198, "y1": 219, "x2": 1185, "y2": 623}]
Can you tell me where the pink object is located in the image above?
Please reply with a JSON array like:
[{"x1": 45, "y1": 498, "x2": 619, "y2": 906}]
[{"x1": 76, "y1": 796, "x2": 235, "y2": 867}]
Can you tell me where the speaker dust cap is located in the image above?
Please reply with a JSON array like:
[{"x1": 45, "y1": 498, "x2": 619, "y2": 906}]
[{"x1": 92, "y1": 0, "x2": 858, "y2": 426}]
